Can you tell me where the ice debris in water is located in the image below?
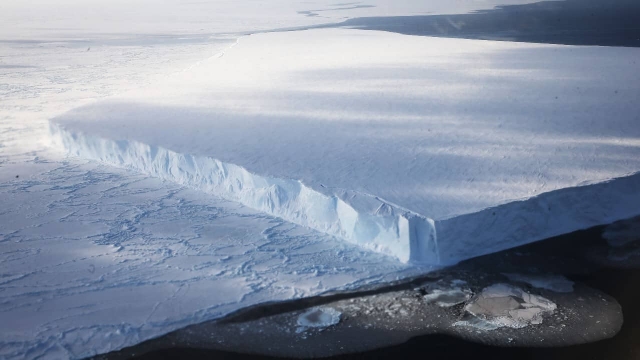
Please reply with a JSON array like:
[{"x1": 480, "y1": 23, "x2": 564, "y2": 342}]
[
  {"x1": 503, "y1": 273, "x2": 574, "y2": 293},
  {"x1": 454, "y1": 284, "x2": 556, "y2": 330},
  {"x1": 297, "y1": 307, "x2": 341, "y2": 329},
  {"x1": 424, "y1": 288, "x2": 473, "y2": 307},
  {"x1": 422, "y1": 279, "x2": 472, "y2": 307}
]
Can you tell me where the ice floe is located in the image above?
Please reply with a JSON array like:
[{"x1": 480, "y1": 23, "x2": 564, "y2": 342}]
[{"x1": 455, "y1": 284, "x2": 557, "y2": 330}]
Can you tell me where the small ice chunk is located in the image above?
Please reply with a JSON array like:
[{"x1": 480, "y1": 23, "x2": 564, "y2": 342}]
[
  {"x1": 297, "y1": 307, "x2": 341, "y2": 329},
  {"x1": 456, "y1": 284, "x2": 556, "y2": 330},
  {"x1": 424, "y1": 288, "x2": 472, "y2": 307},
  {"x1": 503, "y1": 273, "x2": 574, "y2": 293},
  {"x1": 422, "y1": 279, "x2": 472, "y2": 307},
  {"x1": 453, "y1": 317, "x2": 501, "y2": 331}
]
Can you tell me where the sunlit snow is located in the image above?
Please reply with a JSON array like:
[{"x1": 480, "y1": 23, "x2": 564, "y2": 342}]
[{"x1": 51, "y1": 29, "x2": 640, "y2": 264}]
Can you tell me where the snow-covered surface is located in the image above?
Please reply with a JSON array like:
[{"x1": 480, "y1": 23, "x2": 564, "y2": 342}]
[
  {"x1": 51, "y1": 29, "x2": 640, "y2": 264},
  {"x1": 0, "y1": 158, "x2": 423, "y2": 359}
]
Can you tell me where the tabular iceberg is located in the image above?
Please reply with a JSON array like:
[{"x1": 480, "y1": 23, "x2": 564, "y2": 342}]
[{"x1": 51, "y1": 29, "x2": 640, "y2": 264}]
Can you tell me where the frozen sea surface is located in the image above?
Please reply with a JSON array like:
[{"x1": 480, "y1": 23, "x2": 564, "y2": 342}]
[
  {"x1": 52, "y1": 29, "x2": 640, "y2": 264},
  {"x1": 0, "y1": 158, "x2": 424, "y2": 359}
]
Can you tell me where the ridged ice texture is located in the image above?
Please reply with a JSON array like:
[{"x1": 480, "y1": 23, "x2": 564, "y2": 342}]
[{"x1": 50, "y1": 123, "x2": 439, "y2": 264}]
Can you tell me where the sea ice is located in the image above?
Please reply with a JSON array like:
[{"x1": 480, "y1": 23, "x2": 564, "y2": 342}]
[{"x1": 0, "y1": 161, "x2": 422, "y2": 359}]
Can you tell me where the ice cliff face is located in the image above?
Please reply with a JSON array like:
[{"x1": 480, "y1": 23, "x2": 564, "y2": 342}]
[{"x1": 50, "y1": 123, "x2": 439, "y2": 264}]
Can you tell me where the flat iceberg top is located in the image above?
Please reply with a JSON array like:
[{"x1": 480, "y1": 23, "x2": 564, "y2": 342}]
[
  {"x1": 51, "y1": 29, "x2": 640, "y2": 263},
  {"x1": 53, "y1": 29, "x2": 640, "y2": 220}
]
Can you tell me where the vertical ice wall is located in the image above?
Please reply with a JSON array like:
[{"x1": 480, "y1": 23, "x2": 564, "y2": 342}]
[{"x1": 50, "y1": 124, "x2": 439, "y2": 264}]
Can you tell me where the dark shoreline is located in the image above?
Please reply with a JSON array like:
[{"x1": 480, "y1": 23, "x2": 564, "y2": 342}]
[{"x1": 327, "y1": 0, "x2": 640, "y2": 47}]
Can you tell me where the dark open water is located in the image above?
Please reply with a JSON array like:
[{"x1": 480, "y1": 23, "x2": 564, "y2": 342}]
[{"x1": 124, "y1": 227, "x2": 640, "y2": 360}]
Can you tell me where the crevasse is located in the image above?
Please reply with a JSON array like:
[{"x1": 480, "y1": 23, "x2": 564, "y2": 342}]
[{"x1": 50, "y1": 123, "x2": 439, "y2": 264}]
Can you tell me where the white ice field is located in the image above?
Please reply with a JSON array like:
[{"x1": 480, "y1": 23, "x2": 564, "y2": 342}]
[
  {"x1": 51, "y1": 29, "x2": 640, "y2": 265},
  {"x1": 2, "y1": 0, "x2": 640, "y2": 359}
]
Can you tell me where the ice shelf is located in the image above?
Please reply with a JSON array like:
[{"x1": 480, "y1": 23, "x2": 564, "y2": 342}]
[{"x1": 50, "y1": 29, "x2": 640, "y2": 264}]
